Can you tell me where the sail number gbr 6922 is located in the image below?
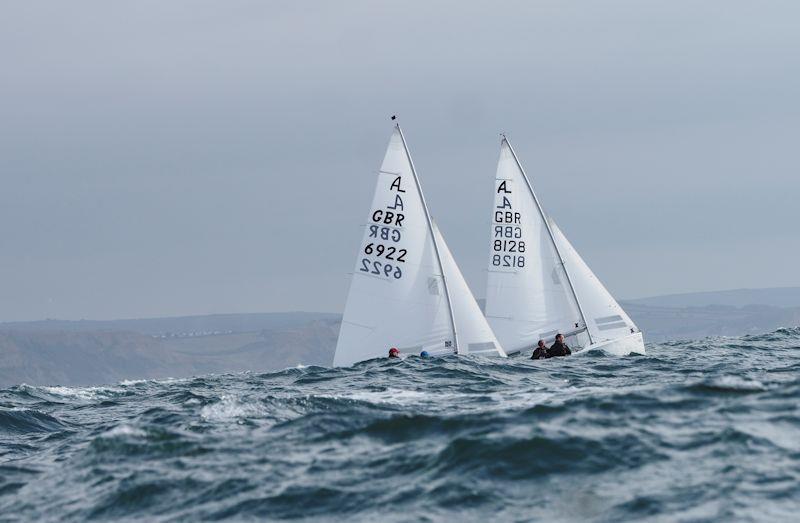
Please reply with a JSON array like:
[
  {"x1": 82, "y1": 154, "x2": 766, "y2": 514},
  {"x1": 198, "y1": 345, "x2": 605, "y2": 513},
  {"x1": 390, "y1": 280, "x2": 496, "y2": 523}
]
[{"x1": 359, "y1": 174, "x2": 408, "y2": 280}]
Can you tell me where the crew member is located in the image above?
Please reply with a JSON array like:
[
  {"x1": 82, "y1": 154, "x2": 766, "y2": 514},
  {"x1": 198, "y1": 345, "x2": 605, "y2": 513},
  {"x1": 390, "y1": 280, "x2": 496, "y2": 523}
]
[
  {"x1": 531, "y1": 340, "x2": 549, "y2": 360},
  {"x1": 546, "y1": 334, "x2": 572, "y2": 358}
]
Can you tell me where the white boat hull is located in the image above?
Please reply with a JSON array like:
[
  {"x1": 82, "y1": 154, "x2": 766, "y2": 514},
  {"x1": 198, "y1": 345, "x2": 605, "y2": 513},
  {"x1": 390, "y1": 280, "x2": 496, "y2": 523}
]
[{"x1": 582, "y1": 332, "x2": 645, "y2": 356}]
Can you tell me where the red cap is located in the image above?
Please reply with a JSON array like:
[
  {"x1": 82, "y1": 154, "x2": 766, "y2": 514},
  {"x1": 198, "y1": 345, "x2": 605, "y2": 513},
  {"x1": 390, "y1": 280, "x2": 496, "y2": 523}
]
[{"x1": 389, "y1": 347, "x2": 399, "y2": 356}]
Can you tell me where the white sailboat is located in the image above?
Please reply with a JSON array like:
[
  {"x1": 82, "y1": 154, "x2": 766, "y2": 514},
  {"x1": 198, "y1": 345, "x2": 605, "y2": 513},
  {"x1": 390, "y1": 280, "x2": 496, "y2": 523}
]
[
  {"x1": 334, "y1": 125, "x2": 506, "y2": 367},
  {"x1": 484, "y1": 136, "x2": 645, "y2": 356}
]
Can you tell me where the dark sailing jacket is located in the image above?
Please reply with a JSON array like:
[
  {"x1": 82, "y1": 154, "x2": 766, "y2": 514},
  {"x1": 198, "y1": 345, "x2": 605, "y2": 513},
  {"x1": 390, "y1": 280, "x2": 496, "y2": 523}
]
[
  {"x1": 546, "y1": 341, "x2": 572, "y2": 357},
  {"x1": 531, "y1": 346, "x2": 548, "y2": 360}
]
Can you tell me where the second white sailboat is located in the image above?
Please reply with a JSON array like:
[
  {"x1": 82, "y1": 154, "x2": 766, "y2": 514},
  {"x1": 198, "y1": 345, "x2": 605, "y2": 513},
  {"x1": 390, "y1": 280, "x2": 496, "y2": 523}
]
[{"x1": 484, "y1": 136, "x2": 645, "y2": 356}]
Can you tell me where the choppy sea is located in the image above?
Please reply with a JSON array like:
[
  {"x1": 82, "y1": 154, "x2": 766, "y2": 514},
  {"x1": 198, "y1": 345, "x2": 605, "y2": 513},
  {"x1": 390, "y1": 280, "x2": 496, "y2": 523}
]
[{"x1": 1, "y1": 329, "x2": 799, "y2": 522}]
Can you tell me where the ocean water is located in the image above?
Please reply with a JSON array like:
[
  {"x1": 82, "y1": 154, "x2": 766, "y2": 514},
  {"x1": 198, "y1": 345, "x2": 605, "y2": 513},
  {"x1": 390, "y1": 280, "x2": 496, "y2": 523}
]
[{"x1": 1, "y1": 330, "x2": 799, "y2": 522}]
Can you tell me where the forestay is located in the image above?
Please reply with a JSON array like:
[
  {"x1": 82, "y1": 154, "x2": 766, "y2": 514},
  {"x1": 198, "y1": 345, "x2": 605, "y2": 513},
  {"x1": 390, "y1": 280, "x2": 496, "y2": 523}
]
[
  {"x1": 484, "y1": 138, "x2": 584, "y2": 354},
  {"x1": 334, "y1": 126, "x2": 505, "y2": 367},
  {"x1": 549, "y1": 218, "x2": 642, "y2": 345}
]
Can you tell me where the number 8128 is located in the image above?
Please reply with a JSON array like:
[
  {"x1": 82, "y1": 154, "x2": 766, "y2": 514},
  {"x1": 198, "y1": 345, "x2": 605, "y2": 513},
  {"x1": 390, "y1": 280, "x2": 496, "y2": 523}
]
[{"x1": 492, "y1": 255, "x2": 525, "y2": 268}]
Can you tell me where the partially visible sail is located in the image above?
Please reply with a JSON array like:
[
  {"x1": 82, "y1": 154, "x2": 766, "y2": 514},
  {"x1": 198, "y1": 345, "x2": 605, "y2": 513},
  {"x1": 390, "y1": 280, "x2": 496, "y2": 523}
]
[
  {"x1": 549, "y1": 218, "x2": 641, "y2": 344},
  {"x1": 334, "y1": 127, "x2": 453, "y2": 367},
  {"x1": 485, "y1": 139, "x2": 583, "y2": 354},
  {"x1": 433, "y1": 223, "x2": 506, "y2": 357}
]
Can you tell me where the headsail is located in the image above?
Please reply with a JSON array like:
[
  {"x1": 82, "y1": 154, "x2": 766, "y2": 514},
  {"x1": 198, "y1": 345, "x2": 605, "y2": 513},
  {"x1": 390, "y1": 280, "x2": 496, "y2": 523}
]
[
  {"x1": 549, "y1": 218, "x2": 641, "y2": 344},
  {"x1": 433, "y1": 223, "x2": 506, "y2": 357},
  {"x1": 334, "y1": 126, "x2": 505, "y2": 366},
  {"x1": 484, "y1": 138, "x2": 585, "y2": 354}
]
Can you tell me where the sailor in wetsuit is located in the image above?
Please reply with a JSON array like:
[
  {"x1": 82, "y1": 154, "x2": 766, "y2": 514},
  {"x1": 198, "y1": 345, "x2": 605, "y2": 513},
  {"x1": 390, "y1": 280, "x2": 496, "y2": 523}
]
[
  {"x1": 531, "y1": 340, "x2": 549, "y2": 360},
  {"x1": 546, "y1": 333, "x2": 572, "y2": 358}
]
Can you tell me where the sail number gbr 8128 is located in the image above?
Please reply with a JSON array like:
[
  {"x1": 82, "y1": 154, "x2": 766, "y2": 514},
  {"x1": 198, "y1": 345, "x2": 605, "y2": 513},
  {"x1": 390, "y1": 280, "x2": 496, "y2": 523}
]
[
  {"x1": 491, "y1": 180, "x2": 526, "y2": 269},
  {"x1": 359, "y1": 174, "x2": 408, "y2": 280}
]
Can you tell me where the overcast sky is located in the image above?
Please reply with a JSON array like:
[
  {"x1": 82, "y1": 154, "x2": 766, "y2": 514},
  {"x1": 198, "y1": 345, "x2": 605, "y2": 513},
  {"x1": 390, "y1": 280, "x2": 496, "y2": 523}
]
[{"x1": 1, "y1": 1, "x2": 798, "y2": 321}]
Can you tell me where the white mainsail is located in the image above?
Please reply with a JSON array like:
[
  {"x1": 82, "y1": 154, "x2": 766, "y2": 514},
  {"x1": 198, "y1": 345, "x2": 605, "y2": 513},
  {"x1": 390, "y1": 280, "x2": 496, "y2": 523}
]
[
  {"x1": 484, "y1": 137, "x2": 586, "y2": 355},
  {"x1": 549, "y1": 219, "x2": 645, "y2": 354},
  {"x1": 334, "y1": 125, "x2": 505, "y2": 366}
]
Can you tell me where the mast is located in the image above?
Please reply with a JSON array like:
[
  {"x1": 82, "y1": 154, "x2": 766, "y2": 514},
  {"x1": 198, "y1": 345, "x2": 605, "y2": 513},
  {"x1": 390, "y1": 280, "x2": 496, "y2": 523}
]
[
  {"x1": 502, "y1": 136, "x2": 594, "y2": 345},
  {"x1": 396, "y1": 124, "x2": 460, "y2": 354}
]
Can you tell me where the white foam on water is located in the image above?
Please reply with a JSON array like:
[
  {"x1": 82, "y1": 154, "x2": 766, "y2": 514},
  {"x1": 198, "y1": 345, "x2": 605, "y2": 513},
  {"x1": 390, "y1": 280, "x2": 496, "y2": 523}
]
[
  {"x1": 100, "y1": 424, "x2": 147, "y2": 438},
  {"x1": 118, "y1": 379, "x2": 149, "y2": 386},
  {"x1": 315, "y1": 387, "x2": 514, "y2": 413},
  {"x1": 737, "y1": 421, "x2": 800, "y2": 452},
  {"x1": 21, "y1": 384, "x2": 122, "y2": 401},
  {"x1": 316, "y1": 388, "x2": 447, "y2": 406},
  {"x1": 709, "y1": 375, "x2": 766, "y2": 391},
  {"x1": 200, "y1": 395, "x2": 266, "y2": 423},
  {"x1": 488, "y1": 390, "x2": 553, "y2": 409},
  {"x1": 6, "y1": 407, "x2": 48, "y2": 414},
  {"x1": 313, "y1": 387, "x2": 561, "y2": 417}
]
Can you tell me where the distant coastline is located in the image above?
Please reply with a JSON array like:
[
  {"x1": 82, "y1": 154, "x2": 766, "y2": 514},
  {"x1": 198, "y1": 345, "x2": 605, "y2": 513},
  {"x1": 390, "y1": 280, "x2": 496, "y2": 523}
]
[{"x1": 2, "y1": 287, "x2": 799, "y2": 388}]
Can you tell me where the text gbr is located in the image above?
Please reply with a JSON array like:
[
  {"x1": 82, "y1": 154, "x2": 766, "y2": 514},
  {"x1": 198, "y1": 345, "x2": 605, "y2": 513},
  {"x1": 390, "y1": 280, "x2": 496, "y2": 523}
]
[
  {"x1": 492, "y1": 180, "x2": 526, "y2": 269},
  {"x1": 360, "y1": 174, "x2": 407, "y2": 279}
]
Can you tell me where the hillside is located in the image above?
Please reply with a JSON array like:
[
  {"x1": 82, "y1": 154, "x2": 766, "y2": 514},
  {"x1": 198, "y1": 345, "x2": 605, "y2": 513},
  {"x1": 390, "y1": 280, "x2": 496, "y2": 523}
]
[
  {"x1": 0, "y1": 316, "x2": 339, "y2": 388},
  {"x1": 626, "y1": 287, "x2": 800, "y2": 309},
  {"x1": 2, "y1": 287, "x2": 799, "y2": 387},
  {"x1": 620, "y1": 302, "x2": 800, "y2": 342}
]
